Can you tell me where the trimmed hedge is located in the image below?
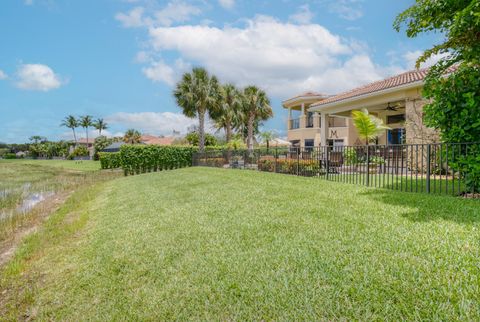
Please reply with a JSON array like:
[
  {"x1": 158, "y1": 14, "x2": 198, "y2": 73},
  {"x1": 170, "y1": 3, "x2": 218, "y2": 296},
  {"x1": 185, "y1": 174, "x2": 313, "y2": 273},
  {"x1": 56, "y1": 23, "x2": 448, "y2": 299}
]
[
  {"x1": 257, "y1": 157, "x2": 325, "y2": 176},
  {"x1": 119, "y1": 145, "x2": 197, "y2": 176},
  {"x1": 99, "y1": 152, "x2": 122, "y2": 170}
]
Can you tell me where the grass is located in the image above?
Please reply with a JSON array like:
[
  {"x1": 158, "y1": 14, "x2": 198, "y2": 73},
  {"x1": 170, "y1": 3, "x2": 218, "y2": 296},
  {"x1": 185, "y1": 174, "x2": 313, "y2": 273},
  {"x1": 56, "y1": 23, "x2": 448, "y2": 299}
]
[
  {"x1": 1, "y1": 167, "x2": 479, "y2": 320},
  {"x1": 0, "y1": 159, "x2": 101, "y2": 172}
]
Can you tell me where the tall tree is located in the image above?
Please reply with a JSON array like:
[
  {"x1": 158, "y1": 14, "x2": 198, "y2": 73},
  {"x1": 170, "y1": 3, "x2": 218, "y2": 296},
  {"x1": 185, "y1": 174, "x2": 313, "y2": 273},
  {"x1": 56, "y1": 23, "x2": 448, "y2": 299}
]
[
  {"x1": 213, "y1": 84, "x2": 243, "y2": 144},
  {"x1": 79, "y1": 115, "x2": 93, "y2": 144},
  {"x1": 242, "y1": 86, "x2": 273, "y2": 151},
  {"x1": 29, "y1": 135, "x2": 46, "y2": 144},
  {"x1": 394, "y1": 0, "x2": 480, "y2": 143},
  {"x1": 351, "y1": 109, "x2": 390, "y2": 145},
  {"x1": 123, "y1": 129, "x2": 142, "y2": 144},
  {"x1": 93, "y1": 118, "x2": 108, "y2": 136},
  {"x1": 174, "y1": 67, "x2": 220, "y2": 152},
  {"x1": 61, "y1": 115, "x2": 79, "y2": 145}
]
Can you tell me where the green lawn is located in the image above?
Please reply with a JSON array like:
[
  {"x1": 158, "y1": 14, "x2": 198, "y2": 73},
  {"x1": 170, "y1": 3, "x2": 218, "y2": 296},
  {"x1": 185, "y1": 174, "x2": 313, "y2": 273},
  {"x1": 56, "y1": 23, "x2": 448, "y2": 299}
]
[
  {"x1": 1, "y1": 167, "x2": 479, "y2": 320},
  {"x1": 0, "y1": 159, "x2": 101, "y2": 172}
]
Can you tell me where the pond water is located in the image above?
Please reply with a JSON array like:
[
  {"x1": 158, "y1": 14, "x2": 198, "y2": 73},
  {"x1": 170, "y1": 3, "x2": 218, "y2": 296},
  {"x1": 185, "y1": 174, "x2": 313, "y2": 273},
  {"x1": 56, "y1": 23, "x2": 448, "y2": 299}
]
[
  {"x1": 17, "y1": 191, "x2": 55, "y2": 213},
  {"x1": 0, "y1": 190, "x2": 54, "y2": 220}
]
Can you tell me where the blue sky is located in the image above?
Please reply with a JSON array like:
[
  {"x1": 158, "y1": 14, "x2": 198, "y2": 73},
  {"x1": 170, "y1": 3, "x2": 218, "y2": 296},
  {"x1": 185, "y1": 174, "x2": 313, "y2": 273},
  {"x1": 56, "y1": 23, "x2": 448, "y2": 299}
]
[{"x1": 0, "y1": 0, "x2": 442, "y2": 143}]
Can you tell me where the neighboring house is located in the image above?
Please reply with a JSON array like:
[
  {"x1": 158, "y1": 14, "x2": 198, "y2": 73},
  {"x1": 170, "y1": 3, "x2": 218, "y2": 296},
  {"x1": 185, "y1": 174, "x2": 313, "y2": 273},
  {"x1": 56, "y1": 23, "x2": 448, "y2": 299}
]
[
  {"x1": 16, "y1": 151, "x2": 27, "y2": 158},
  {"x1": 75, "y1": 138, "x2": 95, "y2": 157},
  {"x1": 140, "y1": 135, "x2": 175, "y2": 146},
  {"x1": 101, "y1": 135, "x2": 175, "y2": 153},
  {"x1": 102, "y1": 141, "x2": 125, "y2": 152},
  {"x1": 283, "y1": 68, "x2": 439, "y2": 149}
]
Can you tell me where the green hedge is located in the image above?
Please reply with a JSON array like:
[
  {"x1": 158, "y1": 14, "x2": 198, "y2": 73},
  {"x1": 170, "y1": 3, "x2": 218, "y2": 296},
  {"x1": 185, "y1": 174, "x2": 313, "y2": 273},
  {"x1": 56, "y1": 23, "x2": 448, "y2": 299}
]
[
  {"x1": 119, "y1": 145, "x2": 197, "y2": 176},
  {"x1": 99, "y1": 152, "x2": 122, "y2": 170}
]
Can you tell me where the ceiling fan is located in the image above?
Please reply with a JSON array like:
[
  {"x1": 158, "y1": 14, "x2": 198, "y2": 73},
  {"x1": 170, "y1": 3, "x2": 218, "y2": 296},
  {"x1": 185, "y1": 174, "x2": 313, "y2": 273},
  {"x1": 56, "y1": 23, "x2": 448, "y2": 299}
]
[{"x1": 385, "y1": 102, "x2": 403, "y2": 111}]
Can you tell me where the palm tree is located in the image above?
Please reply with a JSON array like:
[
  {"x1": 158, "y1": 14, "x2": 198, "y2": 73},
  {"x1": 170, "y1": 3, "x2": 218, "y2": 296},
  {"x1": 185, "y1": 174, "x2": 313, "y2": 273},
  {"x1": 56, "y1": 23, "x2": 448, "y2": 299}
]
[
  {"x1": 79, "y1": 115, "x2": 93, "y2": 144},
  {"x1": 61, "y1": 115, "x2": 79, "y2": 144},
  {"x1": 174, "y1": 67, "x2": 220, "y2": 152},
  {"x1": 351, "y1": 108, "x2": 390, "y2": 145},
  {"x1": 213, "y1": 84, "x2": 243, "y2": 145},
  {"x1": 242, "y1": 86, "x2": 273, "y2": 151},
  {"x1": 123, "y1": 129, "x2": 142, "y2": 144},
  {"x1": 93, "y1": 118, "x2": 108, "y2": 136},
  {"x1": 29, "y1": 135, "x2": 45, "y2": 144},
  {"x1": 258, "y1": 130, "x2": 277, "y2": 151}
]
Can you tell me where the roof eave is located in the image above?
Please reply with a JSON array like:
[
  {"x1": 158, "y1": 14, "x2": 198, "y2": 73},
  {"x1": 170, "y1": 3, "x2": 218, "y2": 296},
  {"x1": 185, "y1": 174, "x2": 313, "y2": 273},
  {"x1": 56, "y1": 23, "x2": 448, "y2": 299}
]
[{"x1": 309, "y1": 81, "x2": 424, "y2": 112}]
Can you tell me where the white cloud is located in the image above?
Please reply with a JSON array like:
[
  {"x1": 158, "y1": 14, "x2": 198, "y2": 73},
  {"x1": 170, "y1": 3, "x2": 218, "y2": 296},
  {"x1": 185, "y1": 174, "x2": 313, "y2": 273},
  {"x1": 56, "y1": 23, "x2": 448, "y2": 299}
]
[
  {"x1": 289, "y1": 5, "x2": 314, "y2": 24},
  {"x1": 115, "y1": 1, "x2": 201, "y2": 28},
  {"x1": 218, "y1": 0, "x2": 235, "y2": 10},
  {"x1": 142, "y1": 60, "x2": 176, "y2": 85},
  {"x1": 15, "y1": 64, "x2": 64, "y2": 91},
  {"x1": 329, "y1": 0, "x2": 363, "y2": 21},
  {"x1": 115, "y1": 7, "x2": 146, "y2": 28},
  {"x1": 24, "y1": 0, "x2": 34, "y2": 5},
  {"x1": 145, "y1": 15, "x2": 394, "y2": 96},
  {"x1": 403, "y1": 50, "x2": 450, "y2": 69},
  {"x1": 155, "y1": 1, "x2": 201, "y2": 27},
  {"x1": 142, "y1": 58, "x2": 191, "y2": 85},
  {"x1": 105, "y1": 112, "x2": 206, "y2": 135},
  {"x1": 0, "y1": 70, "x2": 7, "y2": 80}
]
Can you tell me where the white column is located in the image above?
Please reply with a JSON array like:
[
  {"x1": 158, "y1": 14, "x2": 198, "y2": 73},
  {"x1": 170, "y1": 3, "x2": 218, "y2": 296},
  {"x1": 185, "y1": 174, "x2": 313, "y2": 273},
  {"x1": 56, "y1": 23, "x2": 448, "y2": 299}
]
[
  {"x1": 288, "y1": 107, "x2": 292, "y2": 120},
  {"x1": 320, "y1": 112, "x2": 328, "y2": 146},
  {"x1": 301, "y1": 103, "x2": 305, "y2": 115}
]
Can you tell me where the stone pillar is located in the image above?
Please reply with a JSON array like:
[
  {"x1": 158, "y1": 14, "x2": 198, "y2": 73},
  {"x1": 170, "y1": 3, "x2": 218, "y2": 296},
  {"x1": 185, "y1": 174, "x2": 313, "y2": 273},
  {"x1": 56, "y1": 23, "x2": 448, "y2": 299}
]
[
  {"x1": 313, "y1": 112, "x2": 320, "y2": 128},
  {"x1": 320, "y1": 112, "x2": 328, "y2": 146},
  {"x1": 287, "y1": 107, "x2": 292, "y2": 130}
]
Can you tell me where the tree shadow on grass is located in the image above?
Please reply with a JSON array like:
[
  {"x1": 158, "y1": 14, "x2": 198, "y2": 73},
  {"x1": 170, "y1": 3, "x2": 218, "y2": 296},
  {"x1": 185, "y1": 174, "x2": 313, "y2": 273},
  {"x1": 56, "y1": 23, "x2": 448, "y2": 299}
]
[{"x1": 360, "y1": 189, "x2": 480, "y2": 224}]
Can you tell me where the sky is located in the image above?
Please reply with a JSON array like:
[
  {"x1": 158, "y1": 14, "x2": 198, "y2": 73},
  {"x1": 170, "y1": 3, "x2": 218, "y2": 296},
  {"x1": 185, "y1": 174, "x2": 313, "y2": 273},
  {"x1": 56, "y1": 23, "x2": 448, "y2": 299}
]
[{"x1": 0, "y1": 0, "x2": 443, "y2": 143}]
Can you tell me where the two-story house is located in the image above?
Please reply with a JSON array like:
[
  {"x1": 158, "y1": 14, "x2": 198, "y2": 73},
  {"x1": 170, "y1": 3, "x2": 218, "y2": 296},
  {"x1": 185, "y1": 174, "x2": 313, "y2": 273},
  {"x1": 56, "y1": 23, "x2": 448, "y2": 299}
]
[{"x1": 282, "y1": 68, "x2": 440, "y2": 149}]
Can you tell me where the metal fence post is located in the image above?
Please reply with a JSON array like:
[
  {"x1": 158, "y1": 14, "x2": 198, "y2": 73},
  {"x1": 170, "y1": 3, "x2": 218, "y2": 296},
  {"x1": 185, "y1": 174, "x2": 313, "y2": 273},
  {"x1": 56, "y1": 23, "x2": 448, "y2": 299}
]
[
  {"x1": 366, "y1": 145, "x2": 370, "y2": 187},
  {"x1": 426, "y1": 144, "x2": 431, "y2": 193},
  {"x1": 275, "y1": 147, "x2": 278, "y2": 173},
  {"x1": 326, "y1": 146, "x2": 329, "y2": 181},
  {"x1": 296, "y1": 147, "x2": 300, "y2": 175}
]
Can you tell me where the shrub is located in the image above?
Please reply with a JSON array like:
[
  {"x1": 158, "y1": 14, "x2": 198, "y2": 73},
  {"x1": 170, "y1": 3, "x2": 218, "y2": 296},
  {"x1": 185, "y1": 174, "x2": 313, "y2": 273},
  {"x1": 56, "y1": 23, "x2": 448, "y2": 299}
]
[
  {"x1": 120, "y1": 145, "x2": 197, "y2": 176},
  {"x1": 343, "y1": 149, "x2": 358, "y2": 165},
  {"x1": 186, "y1": 132, "x2": 218, "y2": 146},
  {"x1": 257, "y1": 157, "x2": 324, "y2": 176},
  {"x1": 4, "y1": 153, "x2": 16, "y2": 159},
  {"x1": 69, "y1": 146, "x2": 89, "y2": 159},
  {"x1": 99, "y1": 152, "x2": 122, "y2": 169}
]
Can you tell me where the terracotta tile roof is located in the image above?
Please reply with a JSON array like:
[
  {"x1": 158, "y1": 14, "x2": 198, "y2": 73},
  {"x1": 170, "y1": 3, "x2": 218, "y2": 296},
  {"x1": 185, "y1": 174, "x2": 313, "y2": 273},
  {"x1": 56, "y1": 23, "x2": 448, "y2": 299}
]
[
  {"x1": 313, "y1": 68, "x2": 430, "y2": 107},
  {"x1": 284, "y1": 91, "x2": 327, "y2": 102},
  {"x1": 77, "y1": 138, "x2": 94, "y2": 144},
  {"x1": 140, "y1": 135, "x2": 175, "y2": 146}
]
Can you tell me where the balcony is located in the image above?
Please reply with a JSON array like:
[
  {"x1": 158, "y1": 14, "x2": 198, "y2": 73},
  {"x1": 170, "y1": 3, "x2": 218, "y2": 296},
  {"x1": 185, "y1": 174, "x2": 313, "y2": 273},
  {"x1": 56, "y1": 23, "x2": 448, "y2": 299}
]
[{"x1": 289, "y1": 118, "x2": 300, "y2": 130}]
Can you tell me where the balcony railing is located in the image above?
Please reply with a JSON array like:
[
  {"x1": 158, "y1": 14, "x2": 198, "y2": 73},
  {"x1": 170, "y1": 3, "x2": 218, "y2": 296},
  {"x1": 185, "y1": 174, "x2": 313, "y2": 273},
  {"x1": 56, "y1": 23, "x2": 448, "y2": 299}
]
[
  {"x1": 289, "y1": 118, "x2": 300, "y2": 129},
  {"x1": 288, "y1": 116, "x2": 347, "y2": 130}
]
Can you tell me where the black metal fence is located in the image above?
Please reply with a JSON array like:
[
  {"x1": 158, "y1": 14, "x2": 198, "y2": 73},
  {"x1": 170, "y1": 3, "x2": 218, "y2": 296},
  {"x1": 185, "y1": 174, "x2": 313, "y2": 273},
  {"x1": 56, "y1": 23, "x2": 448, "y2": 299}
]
[{"x1": 193, "y1": 143, "x2": 480, "y2": 196}]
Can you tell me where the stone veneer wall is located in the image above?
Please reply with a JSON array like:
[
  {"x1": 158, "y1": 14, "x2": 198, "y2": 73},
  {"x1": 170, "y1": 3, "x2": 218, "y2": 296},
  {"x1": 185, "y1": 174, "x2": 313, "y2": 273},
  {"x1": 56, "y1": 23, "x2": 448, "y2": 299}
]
[
  {"x1": 405, "y1": 98, "x2": 441, "y2": 172},
  {"x1": 405, "y1": 98, "x2": 440, "y2": 145}
]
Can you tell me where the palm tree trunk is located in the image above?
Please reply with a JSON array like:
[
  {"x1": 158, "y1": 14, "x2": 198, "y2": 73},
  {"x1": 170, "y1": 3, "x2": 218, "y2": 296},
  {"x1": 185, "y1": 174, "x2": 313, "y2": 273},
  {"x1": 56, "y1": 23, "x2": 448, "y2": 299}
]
[
  {"x1": 247, "y1": 114, "x2": 254, "y2": 152},
  {"x1": 226, "y1": 122, "x2": 232, "y2": 163},
  {"x1": 72, "y1": 128, "x2": 77, "y2": 145},
  {"x1": 198, "y1": 111, "x2": 205, "y2": 153},
  {"x1": 226, "y1": 122, "x2": 232, "y2": 144}
]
